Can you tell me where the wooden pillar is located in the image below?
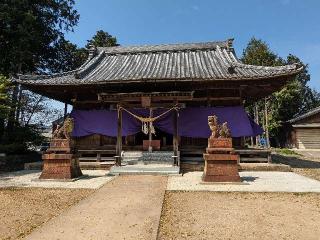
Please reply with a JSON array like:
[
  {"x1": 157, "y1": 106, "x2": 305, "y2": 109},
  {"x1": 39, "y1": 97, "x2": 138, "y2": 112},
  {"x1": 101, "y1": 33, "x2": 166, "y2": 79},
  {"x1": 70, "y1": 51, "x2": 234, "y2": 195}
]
[
  {"x1": 116, "y1": 105, "x2": 122, "y2": 166},
  {"x1": 173, "y1": 108, "x2": 179, "y2": 166},
  {"x1": 148, "y1": 108, "x2": 153, "y2": 152},
  {"x1": 265, "y1": 98, "x2": 270, "y2": 148},
  {"x1": 254, "y1": 102, "x2": 260, "y2": 147},
  {"x1": 239, "y1": 88, "x2": 243, "y2": 105},
  {"x1": 239, "y1": 88, "x2": 245, "y2": 147}
]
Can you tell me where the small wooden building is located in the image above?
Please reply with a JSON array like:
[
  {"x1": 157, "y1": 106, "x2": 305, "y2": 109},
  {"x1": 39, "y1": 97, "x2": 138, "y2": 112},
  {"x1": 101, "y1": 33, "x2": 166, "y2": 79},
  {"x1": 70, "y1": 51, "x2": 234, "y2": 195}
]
[
  {"x1": 288, "y1": 106, "x2": 320, "y2": 149},
  {"x1": 13, "y1": 39, "x2": 301, "y2": 166}
]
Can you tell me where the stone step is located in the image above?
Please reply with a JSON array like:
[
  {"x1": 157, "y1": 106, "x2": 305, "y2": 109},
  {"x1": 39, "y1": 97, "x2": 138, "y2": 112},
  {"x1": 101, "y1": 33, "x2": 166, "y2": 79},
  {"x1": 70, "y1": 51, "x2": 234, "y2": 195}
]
[
  {"x1": 80, "y1": 162, "x2": 114, "y2": 170},
  {"x1": 122, "y1": 151, "x2": 143, "y2": 156},
  {"x1": 141, "y1": 151, "x2": 173, "y2": 162},
  {"x1": 181, "y1": 157, "x2": 203, "y2": 162},
  {"x1": 180, "y1": 150, "x2": 204, "y2": 155},
  {"x1": 122, "y1": 156, "x2": 142, "y2": 160},
  {"x1": 78, "y1": 157, "x2": 115, "y2": 162},
  {"x1": 109, "y1": 164, "x2": 180, "y2": 176},
  {"x1": 121, "y1": 151, "x2": 175, "y2": 164},
  {"x1": 240, "y1": 157, "x2": 268, "y2": 162}
]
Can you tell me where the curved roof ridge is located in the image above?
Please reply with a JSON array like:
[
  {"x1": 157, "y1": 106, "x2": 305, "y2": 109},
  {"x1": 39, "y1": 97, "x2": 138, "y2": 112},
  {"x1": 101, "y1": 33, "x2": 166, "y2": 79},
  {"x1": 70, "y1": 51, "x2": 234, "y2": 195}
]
[
  {"x1": 76, "y1": 50, "x2": 106, "y2": 79},
  {"x1": 97, "y1": 39, "x2": 232, "y2": 55}
]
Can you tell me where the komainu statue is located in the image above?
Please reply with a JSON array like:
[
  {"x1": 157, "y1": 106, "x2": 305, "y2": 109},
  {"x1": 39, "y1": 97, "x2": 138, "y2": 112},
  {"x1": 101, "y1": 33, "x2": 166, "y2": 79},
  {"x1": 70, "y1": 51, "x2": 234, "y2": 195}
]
[
  {"x1": 219, "y1": 122, "x2": 231, "y2": 138},
  {"x1": 208, "y1": 115, "x2": 219, "y2": 138},
  {"x1": 208, "y1": 115, "x2": 232, "y2": 138},
  {"x1": 52, "y1": 117, "x2": 74, "y2": 140}
]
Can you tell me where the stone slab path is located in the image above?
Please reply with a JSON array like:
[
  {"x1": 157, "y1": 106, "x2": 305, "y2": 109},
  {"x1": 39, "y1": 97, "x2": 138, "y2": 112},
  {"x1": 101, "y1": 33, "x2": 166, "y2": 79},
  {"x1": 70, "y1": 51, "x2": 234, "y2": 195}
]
[
  {"x1": 168, "y1": 171, "x2": 320, "y2": 192},
  {"x1": 25, "y1": 175, "x2": 167, "y2": 240}
]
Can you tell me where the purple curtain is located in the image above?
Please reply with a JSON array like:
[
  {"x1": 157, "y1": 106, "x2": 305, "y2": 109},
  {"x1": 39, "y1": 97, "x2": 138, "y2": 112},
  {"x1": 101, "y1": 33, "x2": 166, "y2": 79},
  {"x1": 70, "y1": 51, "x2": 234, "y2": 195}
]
[{"x1": 70, "y1": 106, "x2": 263, "y2": 138}]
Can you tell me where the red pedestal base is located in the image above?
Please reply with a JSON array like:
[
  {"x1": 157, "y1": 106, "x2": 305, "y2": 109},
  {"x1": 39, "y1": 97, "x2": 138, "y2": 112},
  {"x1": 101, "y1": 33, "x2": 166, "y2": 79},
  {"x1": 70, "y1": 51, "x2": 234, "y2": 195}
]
[
  {"x1": 40, "y1": 153, "x2": 82, "y2": 179},
  {"x1": 40, "y1": 139, "x2": 82, "y2": 180},
  {"x1": 202, "y1": 137, "x2": 241, "y2": 182}
]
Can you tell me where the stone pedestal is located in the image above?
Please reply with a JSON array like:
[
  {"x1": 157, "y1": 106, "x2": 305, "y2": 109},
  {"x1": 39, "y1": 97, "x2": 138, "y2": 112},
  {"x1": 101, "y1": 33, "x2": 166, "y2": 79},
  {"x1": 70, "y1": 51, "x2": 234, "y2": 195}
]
[
  {"x1": 202, "y1": 137, "x2": 241, "y2": 182},
  {"x1": 40, "y1": 139, "x2": 82, "y2": 180}
]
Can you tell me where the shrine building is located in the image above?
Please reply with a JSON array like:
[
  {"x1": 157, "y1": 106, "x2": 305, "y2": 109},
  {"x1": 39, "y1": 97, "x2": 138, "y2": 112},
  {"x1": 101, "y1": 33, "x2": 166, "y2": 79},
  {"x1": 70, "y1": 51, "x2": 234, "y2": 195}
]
[{"x1": 13, "y1": 39, "x2": 302, "y2": 170}]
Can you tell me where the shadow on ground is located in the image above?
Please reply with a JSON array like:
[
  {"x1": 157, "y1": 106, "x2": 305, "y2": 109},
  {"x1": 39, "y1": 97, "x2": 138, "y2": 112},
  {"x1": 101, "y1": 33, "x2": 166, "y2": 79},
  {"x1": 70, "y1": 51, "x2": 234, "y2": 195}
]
[
  {"x1": 272, "y1": 154, "x2": 320, "y2": 169},
  {"x1": 241, "y1": 176, "x2": 259, "y2": 182}
]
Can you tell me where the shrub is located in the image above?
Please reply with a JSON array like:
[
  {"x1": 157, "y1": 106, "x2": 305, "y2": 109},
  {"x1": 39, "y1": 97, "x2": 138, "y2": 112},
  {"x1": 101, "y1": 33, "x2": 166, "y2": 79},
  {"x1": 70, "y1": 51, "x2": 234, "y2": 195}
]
[{"x1": 0, "y1": 143, "x2": 28, "y2": 155}]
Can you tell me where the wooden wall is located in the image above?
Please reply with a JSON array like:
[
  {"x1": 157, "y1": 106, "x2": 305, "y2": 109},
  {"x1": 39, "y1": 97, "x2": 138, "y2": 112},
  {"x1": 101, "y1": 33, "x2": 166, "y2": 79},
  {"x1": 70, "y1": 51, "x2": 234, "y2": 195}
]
[{"x1": 74, "y1": 134, "x2": 116, "y2": 149}]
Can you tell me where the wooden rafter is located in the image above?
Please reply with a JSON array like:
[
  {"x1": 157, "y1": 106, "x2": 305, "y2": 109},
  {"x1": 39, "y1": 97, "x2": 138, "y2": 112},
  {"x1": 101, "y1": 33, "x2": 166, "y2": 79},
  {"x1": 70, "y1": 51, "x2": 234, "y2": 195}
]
[{"x1": 98, "y1": 91, "x2": 194, "y2": 102}]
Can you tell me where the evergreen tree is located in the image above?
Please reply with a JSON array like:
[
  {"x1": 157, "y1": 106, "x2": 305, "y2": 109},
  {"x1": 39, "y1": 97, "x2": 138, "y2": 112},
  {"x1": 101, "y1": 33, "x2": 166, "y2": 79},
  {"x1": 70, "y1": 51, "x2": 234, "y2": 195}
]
[
  {"x1": 0, "y1": 0, "x2": 79, "y2": 75},
  {"x1": 0, "y1": 0, "x2": 79, "y2": 144},
  {"x1": 46, "y1": 38, "x2": 88, "y2": 73},
  {"x1": 242, "y1": 38, "x2": 320, "y2": 146},
  {"x1": 86, "y1": 30, "x2": 119, "y2": 48}
]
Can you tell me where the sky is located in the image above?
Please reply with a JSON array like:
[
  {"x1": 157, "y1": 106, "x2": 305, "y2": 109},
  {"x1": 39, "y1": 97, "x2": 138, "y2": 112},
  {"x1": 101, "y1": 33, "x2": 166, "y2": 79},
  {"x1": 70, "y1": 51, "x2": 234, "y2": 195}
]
[{"x1": 59, "y1": 0, "x2": 320, "y2": 109}]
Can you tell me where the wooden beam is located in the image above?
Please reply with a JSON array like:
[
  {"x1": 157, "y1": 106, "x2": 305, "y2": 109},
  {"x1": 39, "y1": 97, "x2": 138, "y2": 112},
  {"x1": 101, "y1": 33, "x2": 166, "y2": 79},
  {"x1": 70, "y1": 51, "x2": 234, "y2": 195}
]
[
  {"x1": 116, "y1": 105, "x2": 122, "y2": 166},
  {"x1": 115, "y1": 102, "x2": 186, "y2": 109},
  {"x1": 190, "y1": 97, "x2": 241, "y2": 101},
  {"x1": 98, "y1": 91, "x2": 194, "y2": 102},
  {"x1": 254, "y1": 102, "x2": 260, "y2": 147}
]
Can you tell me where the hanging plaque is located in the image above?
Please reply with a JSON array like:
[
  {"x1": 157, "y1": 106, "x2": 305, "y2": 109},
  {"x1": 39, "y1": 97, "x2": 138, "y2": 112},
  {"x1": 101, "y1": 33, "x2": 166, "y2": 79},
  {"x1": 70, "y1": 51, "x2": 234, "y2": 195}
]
[{"x1": 141, "y1": 96, "x2": 151, "y2": 107}]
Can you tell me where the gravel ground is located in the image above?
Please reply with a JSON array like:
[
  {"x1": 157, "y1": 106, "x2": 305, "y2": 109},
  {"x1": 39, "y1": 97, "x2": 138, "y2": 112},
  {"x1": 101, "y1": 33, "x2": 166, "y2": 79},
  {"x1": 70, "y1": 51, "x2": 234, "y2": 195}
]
[
  {"x1": 0, "y1": 187, "x2": 93, "y2": 240},
  {"x1": 273, "y1": 154, "x2": 320, "y2": 181},
  {"x1": 294, "y1": 168, "x2": 320, "y2": 181},
  {"x1": 168, "y1": 171, "x2": 320, "y2": 192},
  {"x1": 158, "y1": 191, "x2": 320, "y2": 240}
]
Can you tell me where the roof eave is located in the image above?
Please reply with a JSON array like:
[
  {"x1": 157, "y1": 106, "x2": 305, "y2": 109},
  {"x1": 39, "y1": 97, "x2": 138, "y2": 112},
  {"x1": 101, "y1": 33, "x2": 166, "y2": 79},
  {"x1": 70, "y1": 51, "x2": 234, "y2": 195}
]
[{"x1": 288, "y1": 107, "x2": 320, "y2": 123}]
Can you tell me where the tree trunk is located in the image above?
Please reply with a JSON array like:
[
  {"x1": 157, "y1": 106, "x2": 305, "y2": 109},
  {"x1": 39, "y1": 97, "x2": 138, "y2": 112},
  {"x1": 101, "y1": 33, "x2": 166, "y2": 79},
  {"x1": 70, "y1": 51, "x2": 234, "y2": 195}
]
[
  {"x1": 5, "y1": 63, "x2": 22, "y2": 143},
  {"x1": 5, "y1": 84, "x2": 19, "y2": 142},
  {"x1": 15, "y1": 84, "x2": 23, "y2": 123},
  {"x1": 0, "y1": 117, "x2": 4, "y2": 143}
]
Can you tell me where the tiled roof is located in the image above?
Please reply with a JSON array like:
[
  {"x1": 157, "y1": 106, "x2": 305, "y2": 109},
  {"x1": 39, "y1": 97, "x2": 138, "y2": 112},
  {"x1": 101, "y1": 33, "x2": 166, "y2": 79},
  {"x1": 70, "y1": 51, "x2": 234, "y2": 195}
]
[
  {"x1": 13, "y1": 39, "x2": 302, "y2": 86},
  {"x1": 289, "y1": 106, "x2": 320, "y2": 123}
]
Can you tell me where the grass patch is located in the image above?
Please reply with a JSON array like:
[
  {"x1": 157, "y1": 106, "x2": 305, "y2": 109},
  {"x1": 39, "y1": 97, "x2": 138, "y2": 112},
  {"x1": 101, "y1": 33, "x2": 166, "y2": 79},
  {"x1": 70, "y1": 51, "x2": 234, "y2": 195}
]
[{"x1": 275, "y1": 148, "x2": 301, "y2": 156}]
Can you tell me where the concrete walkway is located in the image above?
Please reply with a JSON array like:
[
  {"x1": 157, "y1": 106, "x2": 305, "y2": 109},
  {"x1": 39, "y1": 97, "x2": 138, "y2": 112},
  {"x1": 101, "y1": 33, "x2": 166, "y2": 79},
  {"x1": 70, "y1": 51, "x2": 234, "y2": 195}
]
[
  {"x1": 168, "y1": 171, "x2": 320, "y2": 192},
  {"x1": 0, "y1": 170, "x2": 113, "y2": 189},
  {"x1": 25, "y1": 175, "x2": 167, "y2": 240}
]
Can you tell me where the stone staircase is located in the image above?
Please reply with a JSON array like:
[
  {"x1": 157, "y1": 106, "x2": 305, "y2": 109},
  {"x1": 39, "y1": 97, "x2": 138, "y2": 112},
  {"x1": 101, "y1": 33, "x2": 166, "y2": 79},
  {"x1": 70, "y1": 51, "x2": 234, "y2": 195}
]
[
  {"x1": 180, "y1": 148, "x2": 204, "y2": 172},
  {"x1": 122, "y1": 151, "x2": 174, "y2": 165},
  {"x1": 109, "y1": 150, "x2": 178, "y2": 175}
]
